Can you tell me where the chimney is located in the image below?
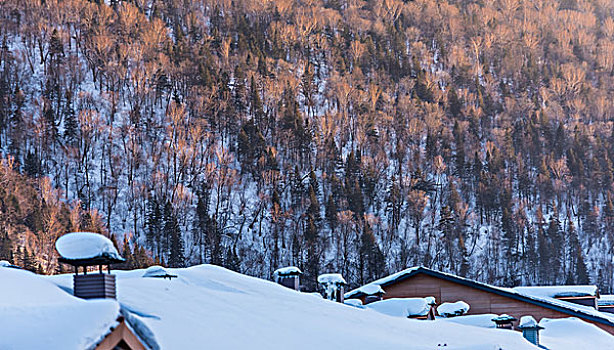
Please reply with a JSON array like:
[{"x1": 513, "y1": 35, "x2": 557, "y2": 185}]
[
  {"x1": 518, "y1": 316, "x2": 544, "y2": 346},
  {"x1": 491, "y1": 314, "x2": 517, "y2": 329},
  {"x1": 273, "y1": 266, "x2": 302, "y2": 291},
  {"x1": 317, "y1": 273, "x2": 347, "y2": 303},
  {"x1": 55, "y1": 232, "x2": 125, "y2": 299}
]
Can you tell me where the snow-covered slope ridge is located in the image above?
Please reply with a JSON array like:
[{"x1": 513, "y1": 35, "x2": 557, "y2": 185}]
[{"x1": 46, "y1": 264, "x2": 538, "y2": 350}]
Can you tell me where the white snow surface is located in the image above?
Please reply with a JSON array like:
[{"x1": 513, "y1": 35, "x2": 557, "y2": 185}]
[
  {"x1": 317, "y1": 273, "x2": 347, "y2": 284},
  {"x1": 441, "y1": 314, "x2": 498, "y2": 329},
  {"x1": 512, "y1": 285, "x2": 598, "y2": 298},
  {"x1": 0, "y1": 268, "x2": 120, "y2": 349},
  {"x1": 344, "y1": 298, "x2": 364, "y2": 307},
  {"x1": 55, "y1": 232, "x2": 123, "y2": 261},
  {"x1": 598, "y1": 295, "x2": 614, "y2": 306},
  {"x1": 6, "y1": 264, "x2": 613, "y2": 350},
  {"x1": 539, "y1": 318, "x2": 614, "y2": 349},
  {"x1": 519, "y1": 315, "x2": 539, "y2": 328},
  {"x1": 273, "y1": 266, "x2": 302, "y2": 276},
  {"x1": 438, "y1": 301, "x2": 470, "y2": 317},
  {"x1": 142, "y1": 266, "x2": 175, "y2": 278},
  {"x1": 44, "y1": 265, "x2": 539, "y2": 350},
  {"x1": 356, "y1": 284, "x2": 385, "y2": 295},
  {"x1": 366, "y1": 297, "x2": 432, "y2": 317}
]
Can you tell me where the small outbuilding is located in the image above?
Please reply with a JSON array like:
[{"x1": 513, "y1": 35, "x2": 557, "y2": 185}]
[
  {"x1": 273, "y1": 266, "x2": 302, "y2": 291},
  {"x1": 318, "y1": 273, "x2": 347, "y2": 303}
]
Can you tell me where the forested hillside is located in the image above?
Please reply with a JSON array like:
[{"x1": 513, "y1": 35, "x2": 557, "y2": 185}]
[{"x1": 0, "y1": 0, "x2": 613, "y2": 291}]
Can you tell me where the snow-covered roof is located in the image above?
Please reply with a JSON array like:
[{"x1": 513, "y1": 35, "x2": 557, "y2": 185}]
[
  {"x1": 441, "y1": 314, "x2": 498, "y2": 328},
  {"x1": 4, "y1": 264, "x2": 610, "y2": 349},
  {"x1": 512, "y1": 285, "x2": 598, "y2": 298},
  {"x1": 0, "y1": 267, "x2": 122, "y2": 349},
  {"x1": 142, "y1": 265, "x2": 177, "y2": 279},
  {"x1": 598, "y1": 295, "x2": 614, "y2": 307},
  {"x1": 355, "y1": 284, "x2": 385, "y2": 296},
  {"x1": 317, "y1": 273, "x2": 347, "y2": 285},
  {"x1": 273, "y1": 266, "x2": 302, "y2": 276},
  {"x1": 55, "y1": 232, "x2": 124, "y2": 264},
  {"x1": 437, "y1": 301, "x2": 470, "y2": 317},
  {"x1": 344, "y1": 266, "x2": 614, "y2": 328}
]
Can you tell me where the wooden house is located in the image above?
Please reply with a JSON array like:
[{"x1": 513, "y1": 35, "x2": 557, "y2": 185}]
[{"x1": 345, "y1": 266, "x2": 614, "y2": 335}]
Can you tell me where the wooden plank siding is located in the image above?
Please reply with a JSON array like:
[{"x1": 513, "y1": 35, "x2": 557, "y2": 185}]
[{"x1": 366, "y1": 273, "x2": 614, "y2": 335}]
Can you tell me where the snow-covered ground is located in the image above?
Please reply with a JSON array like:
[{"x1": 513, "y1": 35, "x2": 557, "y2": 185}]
[{"x1": 2, "y1": 264, "x2": 613, "y2": 349}]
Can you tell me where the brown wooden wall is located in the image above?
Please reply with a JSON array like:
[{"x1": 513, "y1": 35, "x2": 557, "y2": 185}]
[{"x1": 364, "y1": 273, "x2": 614, "y2": 335}]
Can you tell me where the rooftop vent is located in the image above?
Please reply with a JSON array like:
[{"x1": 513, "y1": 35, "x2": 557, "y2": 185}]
[
  {"x1": 55, "y1": 232, "x2": 125, "y2": 300},
  {"x1": 273, "y1": 266, "x2": 302, "y2": 291},
  {"x1": 318, "y1": 273, "x2": 347, "y2": 303},
  {"x1": 518, "y1": 316, "x2": 544, "y2": 346},
  {"x1": 492, "y1": 314, "x2": 517, "y2": 329},
  {"x1": 142, "y1": 265, "x2": 177, "y2": 280}
]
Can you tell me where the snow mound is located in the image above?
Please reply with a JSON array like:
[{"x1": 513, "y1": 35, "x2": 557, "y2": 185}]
[
  {"x1": 441, "y1": 314, "x2": 498, "y2": 328},
  {"x1": 317, "y1": 273, "x2": 347, "y2": 285},
  {"x1": 366, "y1": 298, "x2": 431, "y2": 318},
  {"x1": 344, "y1": 299, "x2": 364, "y2": 308},
  {"x1": 512, "y1": 285, "x2": 598, "y2": 298},
  {"x1": 540, "y1": 317, "x2": 614, "y2": 349},
  {"x1": 55, "y1": 232, "x2": 123, "y2": 261},
  {"x1": 356, "y1": 284, "x2": 385, "y2": 295},
  {"x1": 0, "y1": 267, "x2": 120, "y2": 349},
  {"x1": 143, "y1": 265, "x2": 177, "y2": 279},
  {"x1": 437, "y1": 301, "x2": 470, "y2": 317}
]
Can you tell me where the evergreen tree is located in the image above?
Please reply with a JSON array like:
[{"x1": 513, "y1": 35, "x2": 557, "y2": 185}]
[{"x1": 166, "y1": 207, "x2": 185, "y2": 268}]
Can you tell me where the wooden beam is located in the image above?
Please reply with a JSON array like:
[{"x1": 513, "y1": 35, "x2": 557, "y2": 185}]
[{"x1": 94, "y1": 319, "x2": 146, "y2": 350}]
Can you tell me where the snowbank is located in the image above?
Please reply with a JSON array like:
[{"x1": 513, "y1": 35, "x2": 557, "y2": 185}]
[
  {"x1": 366, "y1": 298, "x2": 431, "y2": 318},
  {"x1": 55, "y1": 232, "x2": 123, "y2": 261},
  {"x1": 539, "y1": 317, "x2": 614, "y2": 349}
]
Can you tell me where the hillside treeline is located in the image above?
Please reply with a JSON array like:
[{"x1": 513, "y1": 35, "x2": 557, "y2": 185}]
[{"x1": 0, "y1": 0, "x2": 613, "y2": 291}]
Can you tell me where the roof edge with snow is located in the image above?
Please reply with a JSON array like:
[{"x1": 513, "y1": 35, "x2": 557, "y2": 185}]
[{"x1": 345, "y1": 266, "x2": 614, "y2": 328}]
